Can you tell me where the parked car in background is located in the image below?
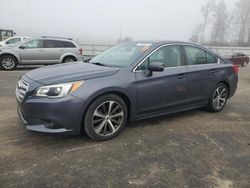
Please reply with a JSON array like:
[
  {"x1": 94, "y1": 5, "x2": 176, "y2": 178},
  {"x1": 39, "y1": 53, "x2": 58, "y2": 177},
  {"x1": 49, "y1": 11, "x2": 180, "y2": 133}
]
[
  {"x1": 0, "y1": 37, "x2": 83, "y2": 70},
  {"x1": 16, "y1": 41, "x2": 238, "y2": 141},
  {"x1": 224, "y1": 52, "x2": 249, "y2": 67},
  {"x1": 0, "y1": 36, "x2": 29, "y2": 47}
]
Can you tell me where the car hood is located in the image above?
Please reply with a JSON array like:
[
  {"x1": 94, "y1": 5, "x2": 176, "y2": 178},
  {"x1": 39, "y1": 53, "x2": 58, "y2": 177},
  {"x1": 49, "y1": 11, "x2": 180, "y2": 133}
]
[
  {"x1": 24, "y1": 62, "x2": 120, "y2": 85},
  {"x1": 0, "y1": 45, "x2": 17, "y2": 49}
]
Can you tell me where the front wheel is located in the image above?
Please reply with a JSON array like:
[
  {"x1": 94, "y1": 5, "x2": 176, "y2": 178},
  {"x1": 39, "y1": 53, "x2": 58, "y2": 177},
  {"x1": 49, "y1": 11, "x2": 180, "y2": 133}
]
[
  {"x1": 84, "y1": 94, "x2": 128, "y2": 141},
  {"x1": 207, "y1": 83, "x2": 228, "y2": 113},
  {"x1": 0, "y1": 55, "x2": 17, "y2": 70}
]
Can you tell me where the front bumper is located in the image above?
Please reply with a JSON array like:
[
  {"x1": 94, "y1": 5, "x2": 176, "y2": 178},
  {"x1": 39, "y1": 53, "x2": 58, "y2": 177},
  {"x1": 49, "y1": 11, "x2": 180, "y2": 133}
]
[{"x1": 17, "y1": 94, "x2": 85, "y2": 135}]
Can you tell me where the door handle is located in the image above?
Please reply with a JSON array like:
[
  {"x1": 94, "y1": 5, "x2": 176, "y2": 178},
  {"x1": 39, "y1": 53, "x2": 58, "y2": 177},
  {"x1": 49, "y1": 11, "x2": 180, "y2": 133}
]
[
  {"x1": 211, "y1": 69, "x2": 218, "y2": 73},
  {"x1": 177, "y1": 73, "x2": 185, "y2": 79}
]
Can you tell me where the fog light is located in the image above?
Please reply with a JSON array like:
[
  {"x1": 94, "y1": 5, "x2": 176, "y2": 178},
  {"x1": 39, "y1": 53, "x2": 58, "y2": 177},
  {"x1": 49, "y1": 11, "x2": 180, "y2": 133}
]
[{"x1": 44, "y1": 121, "x2": 61, "y2": 129}]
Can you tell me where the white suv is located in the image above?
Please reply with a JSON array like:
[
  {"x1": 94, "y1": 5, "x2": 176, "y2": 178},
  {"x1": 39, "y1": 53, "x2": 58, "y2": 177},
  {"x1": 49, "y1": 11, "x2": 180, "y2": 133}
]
[{"x1": 0, "y1": 37, "x2": 83, "y2": 70}]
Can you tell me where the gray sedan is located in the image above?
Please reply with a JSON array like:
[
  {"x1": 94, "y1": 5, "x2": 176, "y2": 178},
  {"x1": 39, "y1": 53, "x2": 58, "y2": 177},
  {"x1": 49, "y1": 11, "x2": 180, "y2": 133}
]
[{"x1": 16, "y1": 41, "x2": 238, "y2": 141}]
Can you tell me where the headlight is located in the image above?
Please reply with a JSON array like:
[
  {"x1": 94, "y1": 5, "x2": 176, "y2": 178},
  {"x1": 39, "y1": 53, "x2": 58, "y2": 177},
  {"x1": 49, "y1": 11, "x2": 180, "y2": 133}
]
[{"x1": 34, "y1": 81, "x2": 84, "y2": 98}]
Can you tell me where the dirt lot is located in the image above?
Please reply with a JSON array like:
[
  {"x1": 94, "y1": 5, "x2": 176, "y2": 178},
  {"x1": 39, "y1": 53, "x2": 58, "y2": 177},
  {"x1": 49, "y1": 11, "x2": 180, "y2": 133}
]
[{"x1": 0, "y1": 66, "x2": 250, "y2": 188}]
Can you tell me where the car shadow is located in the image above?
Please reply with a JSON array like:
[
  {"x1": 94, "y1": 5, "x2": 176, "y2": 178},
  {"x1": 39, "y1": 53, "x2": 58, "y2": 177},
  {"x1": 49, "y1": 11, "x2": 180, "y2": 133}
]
[
  {"x1": 23, "y1": 108, "x2": 206, "y2": 142},
  {"x1": 126, "y1": 108, "x2": 205, "y2": 128},
  {"x1": 0, "y1": 65, "x2": 44, "y2": 71}
]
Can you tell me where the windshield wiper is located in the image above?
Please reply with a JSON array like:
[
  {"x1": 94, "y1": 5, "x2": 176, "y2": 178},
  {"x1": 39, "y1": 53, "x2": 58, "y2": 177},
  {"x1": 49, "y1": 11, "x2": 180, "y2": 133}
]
[{"x1": 91, "y1": 62, "x2": 108, "y2": 67}]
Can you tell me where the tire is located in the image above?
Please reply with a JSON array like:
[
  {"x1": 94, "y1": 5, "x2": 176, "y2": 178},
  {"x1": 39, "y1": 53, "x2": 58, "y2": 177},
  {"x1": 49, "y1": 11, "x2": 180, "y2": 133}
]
[
  {"x1": 84, "y1": 94, "x2": 128, "y2": 141},
  {"x1": 0, "y1": 55, "x2": 17, "y2": 70},
  {"x1": 207, "y1": 83, "x2": 228, "y2": 113},
  {"x1": 62, "y1": 56, "x2": 77, "y2": 63}
]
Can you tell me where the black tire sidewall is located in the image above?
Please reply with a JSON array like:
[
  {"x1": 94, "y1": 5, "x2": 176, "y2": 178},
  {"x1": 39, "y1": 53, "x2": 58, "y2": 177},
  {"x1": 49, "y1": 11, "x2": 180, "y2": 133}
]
[
  {"x1": 208, "y1": 83, "x2": 228, "y2": 112},
  {"x1": 84, "y1": 94, "x2": 128, "y2": 141},
  {"x1": 62, "y1": 56, "x2": 76, "y2": 63},
  {"x1": 0, "y1": 55, "x2": 17, "y2": 70}
]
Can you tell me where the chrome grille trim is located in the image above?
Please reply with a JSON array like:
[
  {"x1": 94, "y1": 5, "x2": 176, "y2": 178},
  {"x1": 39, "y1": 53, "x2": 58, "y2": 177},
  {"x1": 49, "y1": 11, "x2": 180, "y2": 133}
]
[{"x1": 16, "y1": 79, "x2": 29, "y2": 102}]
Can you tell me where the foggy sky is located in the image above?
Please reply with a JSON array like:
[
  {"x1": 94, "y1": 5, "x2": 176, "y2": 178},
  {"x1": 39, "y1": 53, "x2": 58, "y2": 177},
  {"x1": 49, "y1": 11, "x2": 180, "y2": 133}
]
[{"x1": 0, "y1": 0, "x2": 237, "y2": 44}]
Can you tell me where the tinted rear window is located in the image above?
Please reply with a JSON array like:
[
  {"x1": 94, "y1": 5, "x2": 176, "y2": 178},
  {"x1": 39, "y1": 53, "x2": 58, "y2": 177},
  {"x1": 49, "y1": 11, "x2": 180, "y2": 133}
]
[
  {"x1": 62, "y1": 41, "x2": 76, "y2": 48},
  {"x1": 44, "y1": 40, "x2": 76, "y2": 48}
]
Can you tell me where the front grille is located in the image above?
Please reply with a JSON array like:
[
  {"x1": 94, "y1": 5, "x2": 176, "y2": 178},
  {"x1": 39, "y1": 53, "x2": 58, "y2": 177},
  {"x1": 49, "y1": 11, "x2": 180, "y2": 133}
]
[{"x1": 16, "y1": 79, "x2": 29, "y2": 102}]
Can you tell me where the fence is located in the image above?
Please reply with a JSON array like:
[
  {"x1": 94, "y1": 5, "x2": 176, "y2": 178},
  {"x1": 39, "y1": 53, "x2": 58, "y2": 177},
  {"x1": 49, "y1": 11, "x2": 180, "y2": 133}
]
[
  {"x1": 80, "y1": 44, "x2": 112, "y2": 59},
  {"x1": 206, "y1": 46, "x2": 250, "y2": 56},
  {"x1": 80, "y1": 44, "x2": 250, "y2": 58}
]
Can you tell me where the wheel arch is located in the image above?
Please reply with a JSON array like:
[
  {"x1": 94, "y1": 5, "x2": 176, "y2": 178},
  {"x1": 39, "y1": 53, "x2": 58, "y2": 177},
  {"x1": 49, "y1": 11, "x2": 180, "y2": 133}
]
[
  {"x1": 0, "y1": 53, "x2": 19, "y2": 64},
  {"x1": 80, "y1": 90, "x2": 132, "y2": 132},
  {"x1": 61, "y1": 54, "x2": 77, "y2": 63}
]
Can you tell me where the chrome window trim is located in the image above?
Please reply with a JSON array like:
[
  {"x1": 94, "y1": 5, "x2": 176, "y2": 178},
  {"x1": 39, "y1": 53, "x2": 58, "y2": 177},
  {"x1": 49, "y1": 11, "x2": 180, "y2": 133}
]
[
  {"x1": 132, "y1": 43, "x2": 220, "y2": 72},
  {"x1": 133, "y1": 44, "x2": 175, "y2": 72}
]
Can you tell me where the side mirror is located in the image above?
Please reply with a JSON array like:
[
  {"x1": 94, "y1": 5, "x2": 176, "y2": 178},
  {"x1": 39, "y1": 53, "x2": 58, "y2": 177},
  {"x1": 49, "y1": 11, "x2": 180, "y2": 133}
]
[
  {"x1": 19, "y1": 45, "x2": 26, "y2": 49},
  {"x1": 83, "y1": 57, "x2": 91, "y2": 63},
  {"x1": 146, "y1": 62, "x2": 165, "y2": 77}
]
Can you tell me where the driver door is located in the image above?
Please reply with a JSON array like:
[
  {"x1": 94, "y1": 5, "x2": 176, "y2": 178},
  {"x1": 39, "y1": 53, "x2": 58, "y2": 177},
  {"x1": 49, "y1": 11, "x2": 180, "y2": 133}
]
[
  {"x1": 135, "y1": 45, "x2": 188, "y2": 115},
  {"x1": 19, "y1": 39, "x2": 44, "y2": 64}
]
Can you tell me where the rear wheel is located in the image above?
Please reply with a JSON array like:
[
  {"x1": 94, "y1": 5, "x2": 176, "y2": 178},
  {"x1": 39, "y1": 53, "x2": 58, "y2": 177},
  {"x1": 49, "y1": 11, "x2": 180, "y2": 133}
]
[
  {"x1": 62, "y1": 56, "x2": 77, "y2": 63},
  {"x1": 84, "y1": 94, "x2": 128, "y2": 141},
  {"x1": 207, "y1": 83, "x2": 228, "y2": 112},
  {"x1": 0, "y1": 55, "x2": 17, "y2": 70}
]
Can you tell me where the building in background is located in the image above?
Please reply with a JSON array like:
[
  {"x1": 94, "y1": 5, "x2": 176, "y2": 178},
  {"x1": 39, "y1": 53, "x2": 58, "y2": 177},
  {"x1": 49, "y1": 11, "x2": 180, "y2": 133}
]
[{"x1": 0, "y1": 29, "x2": 15, "y2": 41}]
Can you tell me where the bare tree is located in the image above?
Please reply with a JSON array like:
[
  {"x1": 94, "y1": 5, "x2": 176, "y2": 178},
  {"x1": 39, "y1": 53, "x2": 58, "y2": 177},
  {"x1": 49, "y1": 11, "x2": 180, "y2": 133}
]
[
  {"x1": 235, "y1": 0, "x2": 250, "y2": 43},
  {"x1": 191, "y1": 0, "x2": 250, "y2": 46},
  {"x1": 224, "y1": 13, "x2": 234, "y2": 43},
  {"x1": 200, "y1": 0, "x2": 216, "y2": 43},
  {"x1": 211, "y1": 0, "x2": 229, "y2": 44},
  {"x1": 190, "y1": 24, "x2": 203, "y2": 43}
]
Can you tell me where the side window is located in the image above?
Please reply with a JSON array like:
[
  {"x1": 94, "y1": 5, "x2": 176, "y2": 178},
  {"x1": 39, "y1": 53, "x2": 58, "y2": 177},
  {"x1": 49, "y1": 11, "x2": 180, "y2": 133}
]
[
  {"x1": 24, "y1": 40, "x2": 43, "y2": 48},
  {"x1": 6, "y1": 38, "x2": 21, "y2": 44},
  {"x1": 184, "y1": 46, "x2": 207, "y2": 65},
  {"x1": 62, "y1": 41, "x2": 76, "y2": 48},
  {"x1": 44, "y1": 40, "x2": 63, "y2": 48},
  {"x1": 206, "y1": 52, "x2": 218, "y2": 64},
  {"x1": 138, "y1": 45, "x2": 182, "y2": 70}
]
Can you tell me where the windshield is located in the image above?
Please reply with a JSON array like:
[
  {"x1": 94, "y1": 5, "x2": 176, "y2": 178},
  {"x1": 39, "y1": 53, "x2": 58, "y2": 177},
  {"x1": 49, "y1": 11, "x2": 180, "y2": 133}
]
[
  {"x1": 13, "y1": 38, "x2": 29, "y2": 47},
  {"x1": 90, "y1": 43, "x2": 152, "y2": 67}
]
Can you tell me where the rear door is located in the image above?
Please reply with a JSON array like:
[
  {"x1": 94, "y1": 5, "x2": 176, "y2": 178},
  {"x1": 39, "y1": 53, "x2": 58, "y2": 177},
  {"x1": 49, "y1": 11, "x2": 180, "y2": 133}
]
[
  {"x1": 19, "y1": 39, "x2": 44, "y2": 64},
  {"x1": 135, "y1": 45, "x2": 188, "y2": 115},
  {"x1": 43, "y1": 40, "x2": 65, "y2": 64},
  {"x1": 183, "y1": 45, "x2": 219, "y2": 104}
]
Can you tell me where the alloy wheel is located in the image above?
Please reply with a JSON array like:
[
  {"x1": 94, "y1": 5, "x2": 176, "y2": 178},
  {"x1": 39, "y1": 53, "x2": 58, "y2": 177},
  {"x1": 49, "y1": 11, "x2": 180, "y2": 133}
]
[
  {"x1": 65, "y1": 58, "x2": 75, "y2": 63},
  {"x1": 212, "y1": 86, "x2": 227, "y2": 110},
  {"x1": 2, "y1": 57, "x2": 15, "y2": 69},
  {"x1": 92, "y1": 101, "x2": 124, "y2": 136}
]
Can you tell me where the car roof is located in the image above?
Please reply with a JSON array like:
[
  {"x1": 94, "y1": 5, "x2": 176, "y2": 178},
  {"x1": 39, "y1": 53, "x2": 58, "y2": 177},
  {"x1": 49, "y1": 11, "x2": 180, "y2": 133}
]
[
  {"x1": 127, "y1": 40, "x2": 203, "y2": 46},
  {"x1": 24, "y1": 37, "x2": 77, "y2": 43}
]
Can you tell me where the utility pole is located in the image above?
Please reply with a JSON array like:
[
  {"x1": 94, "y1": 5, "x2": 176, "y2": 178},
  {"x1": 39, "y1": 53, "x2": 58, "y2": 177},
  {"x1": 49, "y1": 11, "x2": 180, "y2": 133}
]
[{"x1": 119, "y1": 26, "x2": 122, "y2": 42}]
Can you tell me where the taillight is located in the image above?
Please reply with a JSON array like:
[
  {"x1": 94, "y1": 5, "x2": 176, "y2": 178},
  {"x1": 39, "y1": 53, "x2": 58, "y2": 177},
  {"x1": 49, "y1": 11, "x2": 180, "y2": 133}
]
[
  {"x1": 79, "y1": 48, "x2": 83, "y2": 55},
  {"x1": 233, "y1": 64, "x2": 238, "y2": 74}
]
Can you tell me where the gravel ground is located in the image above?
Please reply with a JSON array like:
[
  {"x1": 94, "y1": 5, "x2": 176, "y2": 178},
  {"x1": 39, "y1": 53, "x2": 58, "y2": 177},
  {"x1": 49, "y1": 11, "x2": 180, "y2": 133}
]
[{"x1": 0, "y1": 65, "x2": 249, "y2": 188}]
